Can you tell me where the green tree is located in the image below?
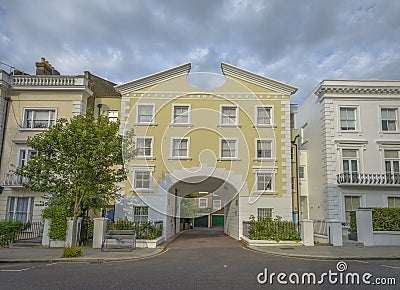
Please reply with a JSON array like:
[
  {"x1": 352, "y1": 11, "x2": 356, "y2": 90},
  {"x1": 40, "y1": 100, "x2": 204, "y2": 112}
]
[{"x1": 16, "y1": 111, "x2": 134, "y2": 246}]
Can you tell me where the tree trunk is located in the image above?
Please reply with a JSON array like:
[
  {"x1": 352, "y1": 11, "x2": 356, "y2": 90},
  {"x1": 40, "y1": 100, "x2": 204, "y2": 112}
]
[{"x1": 71, "y1": 212, "x2": 78, "y2": 247}]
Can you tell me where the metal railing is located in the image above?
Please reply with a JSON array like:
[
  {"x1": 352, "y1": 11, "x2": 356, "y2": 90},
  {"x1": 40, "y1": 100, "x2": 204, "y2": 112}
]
[
  {"x1": 1, "y1": 173, "x2": 29, "y2": 187},
  {"x1": 313, "y1": 220, "x2": 328, "y2": 236},
  {"x1": 16, "y1": 221, "x2": 43, "y2": 240},
  {"x1": 337, "y1": 173, "x2": 400, "y2": 185}
]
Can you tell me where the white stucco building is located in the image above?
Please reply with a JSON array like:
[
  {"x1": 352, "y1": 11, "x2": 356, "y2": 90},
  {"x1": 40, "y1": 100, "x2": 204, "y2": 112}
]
[{"x1": 298, "y1": 80, "x2": 400, "y2": 234}]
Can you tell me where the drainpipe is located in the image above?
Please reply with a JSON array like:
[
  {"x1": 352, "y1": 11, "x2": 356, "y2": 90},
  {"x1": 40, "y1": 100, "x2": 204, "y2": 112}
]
[
  {"x1": 0, "y1": 97, "x2": 10, "y2": 167},
  {"x1": 291, "y1": 135, "x2": 300, "y2": 229}
]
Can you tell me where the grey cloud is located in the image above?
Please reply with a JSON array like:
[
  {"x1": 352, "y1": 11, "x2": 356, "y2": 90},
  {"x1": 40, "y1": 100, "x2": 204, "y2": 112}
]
[{"x1": 1, "y1": 0, "x2": 399, "y2": 104}]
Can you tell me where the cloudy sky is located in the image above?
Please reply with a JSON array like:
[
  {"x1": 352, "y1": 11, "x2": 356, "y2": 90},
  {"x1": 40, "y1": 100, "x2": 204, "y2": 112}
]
[{"x1": 1, "y1": 0, "x2": 399, "y2": 104}]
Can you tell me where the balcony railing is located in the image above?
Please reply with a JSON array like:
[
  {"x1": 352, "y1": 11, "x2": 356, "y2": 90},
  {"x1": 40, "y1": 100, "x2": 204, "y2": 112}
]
[
  {"x1": 11, "y1": 75, "x2": 87, "y2": 87},
  {"x1": 1, "y1": 173, "x2": 29, "y2": 187},
  {"x1": 337, "y1": 173, "x2": 400, "y2": 186}
]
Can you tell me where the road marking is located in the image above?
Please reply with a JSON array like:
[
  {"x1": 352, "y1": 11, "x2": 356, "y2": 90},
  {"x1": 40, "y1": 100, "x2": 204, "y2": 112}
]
[
  {"x1": 0, "y1": 267, "x2": 34, "y2": 272},
  {"x1": 381, "y1": 265, "x2": 400, "y2": 269}
]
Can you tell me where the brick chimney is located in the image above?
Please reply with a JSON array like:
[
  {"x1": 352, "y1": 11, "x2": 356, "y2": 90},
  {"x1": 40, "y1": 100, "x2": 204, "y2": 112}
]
[{"x1": 35, "y1": 57, "x2": 55, "y2": 75}]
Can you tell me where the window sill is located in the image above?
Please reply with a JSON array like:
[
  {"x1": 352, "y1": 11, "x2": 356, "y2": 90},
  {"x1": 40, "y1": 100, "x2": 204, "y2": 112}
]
[
  {"x1": 379, "y1": 130, "x2": 400, "y2": 134},
  {"x1": 255, "y1": 191, "x2": 278, "y2": 195},
  {"x1": 217, "y1": 124, "x2": 242, "y2": 128},
  {"x1": 169, "y1": 123, "x2": 192, "y2": 128},
  {"x1": 253, "y1": 158, "x2": 276, "y2": 162},
  {"x1": 338, "y1": 130, "x2": 363, "y2": 135},
  {"x1": 135, "y1": 156, "x2": 156, "y2": 161},
  {"x1": 134, "y1": 123, "x2": 158, "y2": 127},
  {"x1": 132, "y1": 189, "x2": 153, "y2": 193},
  {"x1": 19, "y1": 128, "x2": 49, "y2": 131},
  {"x1": 253, "y1": 124, "x2": 277, "y2": 128},
  {"x1": 168, "y1": 157, "x2": 192, "y2": 161},
  {"x1": 217, "y1": 158, "x2": 241, "y2": 161}
]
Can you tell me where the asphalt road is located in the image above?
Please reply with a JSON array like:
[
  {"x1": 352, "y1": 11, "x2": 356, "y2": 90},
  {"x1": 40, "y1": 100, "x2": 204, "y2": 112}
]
[{"x1": 0, "y1": 228, "x2": 399, "y2": 289}]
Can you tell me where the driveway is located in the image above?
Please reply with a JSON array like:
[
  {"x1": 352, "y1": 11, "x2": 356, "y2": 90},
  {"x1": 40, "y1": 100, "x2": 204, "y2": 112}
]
[{"x1": 168, "y1": 227, "x2": 240, "y2": 249}]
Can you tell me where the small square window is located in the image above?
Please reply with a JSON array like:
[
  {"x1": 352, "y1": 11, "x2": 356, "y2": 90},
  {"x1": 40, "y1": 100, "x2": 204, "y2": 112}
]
[
  {"x1": 257, "y1": 107, "x2": 272, "y2": 125},
  {"x1": 199, "y1": 198, "x2": 208, "y2": 208},
  {"x1": 221, "y1": 106, "x2": 237, "y2": 125},
  {"x1": 134, "y1": 171, "x2": 151, "y2": 190},
  {"x1": 173, "y1": 105, "x2": 190, "y2": 124},
  {"x1": 256, "y1": 139, "x2": 272, "y2": 159},
  {"x1": 221, "y1": 139, "x2": 237, "y2": 158},
  {"x1": 256, "y1": 173, "x2": 272, "y2": 192},
  {"x1": 257, "y1": 208, "x2": 273, "y2": 220},
  {"x1": 136, "y1": 138, "x2": 153, "y2": 157},
  {"x1": 213, "y1": 200, "x2": 222, "y2": 210},
  {"x1": 299, "y1": 166, "x2": 305, "y2": 179},
  {"x1": 8, "y1": 197, "x2": 34, "y2": 223},
  {"x1": 388, "y1": 196, "x2": 400, "y2": 208},
  {"x1": 137, "y1": 105, "x2": 154, "y2": 124},
  {"x1": 172, "y1": 138, "x2": 189, "y2": 158},
  {"x1": 108, "y1": 111, "x2": 118, "y2": 122}
]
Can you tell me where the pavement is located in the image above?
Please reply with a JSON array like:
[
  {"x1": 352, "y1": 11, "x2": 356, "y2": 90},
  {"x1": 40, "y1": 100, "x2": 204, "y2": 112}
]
[{"x1": 1, "y1": 231, "x2": 400, "y2": 263}]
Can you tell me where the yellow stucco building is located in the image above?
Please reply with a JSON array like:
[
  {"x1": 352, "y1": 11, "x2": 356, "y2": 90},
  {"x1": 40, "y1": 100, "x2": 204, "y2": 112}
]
[{"x1": 115, "y1": 62, "x2": 297, "y2": 239}]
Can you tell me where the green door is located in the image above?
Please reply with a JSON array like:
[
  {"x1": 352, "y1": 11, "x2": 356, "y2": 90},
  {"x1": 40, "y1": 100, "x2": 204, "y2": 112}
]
[
  {"x1": 194, "y1": 215, "x2": 208, "y2": 227},
  {"x1": 212, "y1": 215, "x2": 224, "y2": 227}
]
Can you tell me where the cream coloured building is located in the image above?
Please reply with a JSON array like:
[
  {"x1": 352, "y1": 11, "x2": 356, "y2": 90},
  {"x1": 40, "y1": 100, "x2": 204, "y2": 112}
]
[
  {"x1": 0, "y1": 58, "x2": 120, "y2": 223},
  {"x1": 115, "y1": 62, "x2": 298, "y2": 239}
]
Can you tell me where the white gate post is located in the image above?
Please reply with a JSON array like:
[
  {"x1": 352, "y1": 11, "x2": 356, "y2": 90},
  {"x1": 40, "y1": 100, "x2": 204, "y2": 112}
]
[
  {"x1": 300, "y1": 219, "x2": 314, "y2": 246},
  {"x1": 356, "y1": 209, "x2": 374, "y2": 246},
  {"x1": 93, "y1": 218, "x2": 107, "y2": 248}
]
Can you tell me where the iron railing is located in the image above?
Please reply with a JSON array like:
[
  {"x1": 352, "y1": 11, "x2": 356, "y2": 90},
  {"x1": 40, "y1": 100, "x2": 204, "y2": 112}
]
[
  {"x1": 313, "y1": 220, "x2": 328, "y2": 236},
  {"x1": 16, "y1": 221, "x2": 43, "y2": 240},
  {"x1": 1, "y1": 173, "x2": 29, "y2": 187},
  {"x1": 337, "y1": 173, "x2": 400, "y2": 186}
]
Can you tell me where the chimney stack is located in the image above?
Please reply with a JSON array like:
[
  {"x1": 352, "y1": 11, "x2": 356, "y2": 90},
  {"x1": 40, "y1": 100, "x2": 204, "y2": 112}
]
[{"x1": 36, "y1": 57, "x2": 57, "y2": 75}]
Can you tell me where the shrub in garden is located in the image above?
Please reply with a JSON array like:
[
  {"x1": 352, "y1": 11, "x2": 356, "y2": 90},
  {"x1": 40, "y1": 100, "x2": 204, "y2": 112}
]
[
  {"x1": 248, "y1": 215, "x2": 301, "y2": 242},
  {"x1": 0, "y1": 220, "x2": 23, "y2": 246},
  {"x1": 62, "y1": 245, "x2": 83, "y2": 258}
]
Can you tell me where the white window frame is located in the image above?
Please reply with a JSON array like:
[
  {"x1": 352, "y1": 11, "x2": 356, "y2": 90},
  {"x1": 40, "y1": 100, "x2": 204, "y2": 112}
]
[
  {"x1": 220, "y1": 105, "x2": 238, "y2": 126},
  {"x1": 170, "y1": 137, "x2": 191, "y2": 159},
  {"x1": 343, "y1": 195, "x2": 362, "y2": 224},
  {"x1": 255, "y1": 106, "x2": 273, "y2": 127},
  {"x1": 135, "y1": 137, "x2": 154, "y2": 159},
  {"x1": 172, "y1": 104, "x2": 191, "y2": 125},
  {"x1": 7, "y1": 197, "x2": 34, "y2": 223},
  {"x1": 380, "y1": 107, "x2": 399, "y2": 132},
  {"x1": 387, "y1": 196, "x2": 400, "y2": 208},
  {"x1": 257, "y1": 208, "x2": 274, "y2": 220},
  {"x1": 300, "y1": 123, "x2": 308, "y2": 145},
  {"x1": 338, "y1": 106, "x2": 358, "y2": 132},
  {"x1": 219, "y1": 138, "x2": 238, "y2": 160},
  {"x1": 199, "y1": 198, "x2": 208, "y2": 208},
  {"x1": 107, "y1": 110, "x2": 119, "y2": 122},
  {"x1": 17, "y1": 148, "x2": 37, "y2": 168},
  {"x1": 213, "y1": 200, "x2": 222, "y2": 210},
  {"x1": 22, "y1": 108, "x2": 57, "y2": 130},
  {"x1": 299, "y1": 166, "x2": 306, "y2": 179},
  {"x1": 136, "y1": 104, "x2": 155, "y2": 125},
  {"x1": 253, "y1": 167, "x2": 277, "y2": 194},
  {"x1": 132, "y1": 166, "x2": 155, "y2": 192},
  {"x1": 133, "y1": 206, "x2": 149, "y2": 223},
  {"x1": 255, "y1": 138, "x2": 274, "y2": 160}
]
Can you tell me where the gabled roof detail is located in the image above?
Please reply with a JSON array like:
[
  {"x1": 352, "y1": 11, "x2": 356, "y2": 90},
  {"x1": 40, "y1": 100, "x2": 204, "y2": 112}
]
[
  {"x1": 115, "y1": 63, "x2": 191, "y2": 94},
  {"x1": 221, "y1": 62, "x2": 298, "y2": 95}
]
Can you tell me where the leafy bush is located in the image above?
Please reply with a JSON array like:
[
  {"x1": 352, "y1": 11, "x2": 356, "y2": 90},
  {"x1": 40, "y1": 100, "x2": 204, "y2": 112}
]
[
  {"x1": 0, "y1": 220, "x2": 23, "y2": 246},
  {"x1": 349, "y1": 211, "x2": 357, "y2": 234},
  {"x1": 43, "y1": 205, "x2": 71, "y2": 241},
  {"x1": 372, "y1": 208, "x2": 400, "y2": 231},
  {"x1": 62, "y1": 245, "x2": 83, "y2": 258},
  {"x1": 248, "y1": 216, "x2": 301, "y2": 242},
  {"x1": 108, "y1": 219, "x2": 163, "y2": 239}
]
